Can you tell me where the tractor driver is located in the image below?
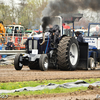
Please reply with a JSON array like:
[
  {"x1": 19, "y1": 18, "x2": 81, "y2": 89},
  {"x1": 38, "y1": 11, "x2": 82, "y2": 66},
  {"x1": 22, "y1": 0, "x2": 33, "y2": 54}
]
[
  {"x1": 75, "y1": 31, "x2": 83, "y2": 43},
  {"x1": 92, "y1": 25, "x2": 100, "y2": 36},
  {"x1": 53, "y1": 25, "x2": 60, "y2": 46},
  {"x1": 49, "y1": 24, "x2": 60, "y2": 48}
]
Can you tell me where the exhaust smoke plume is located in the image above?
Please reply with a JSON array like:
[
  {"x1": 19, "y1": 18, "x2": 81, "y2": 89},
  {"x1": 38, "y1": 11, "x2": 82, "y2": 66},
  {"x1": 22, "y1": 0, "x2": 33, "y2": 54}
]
[
  {"x1": 42, "y1": 17, "x2": 53, "y2": 32},
  {"x1": 42, "y1": 0, "x2": 100, "y2": 32},
  {"x1": 42, "y1": 0, "x2": 100, "y2": 17}
]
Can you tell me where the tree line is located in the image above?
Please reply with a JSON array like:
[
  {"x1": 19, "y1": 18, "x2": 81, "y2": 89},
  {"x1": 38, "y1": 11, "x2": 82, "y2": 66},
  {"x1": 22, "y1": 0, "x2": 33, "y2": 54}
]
[
  {"x1": 0, "y1": 0, "x2": 99, "y2": 30},
  {"x1": 0, "y1": 0, "x2": 48, "y2": 29}
]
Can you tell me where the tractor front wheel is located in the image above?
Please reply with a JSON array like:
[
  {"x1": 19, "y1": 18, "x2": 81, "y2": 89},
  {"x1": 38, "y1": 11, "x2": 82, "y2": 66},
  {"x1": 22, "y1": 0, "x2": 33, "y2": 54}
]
[
  {"x1": 14, "y1": 54, "x2": 23, "y2": 70},
  {"x1": 39, "y1": 54, "x2": 48, "y2": 71}
]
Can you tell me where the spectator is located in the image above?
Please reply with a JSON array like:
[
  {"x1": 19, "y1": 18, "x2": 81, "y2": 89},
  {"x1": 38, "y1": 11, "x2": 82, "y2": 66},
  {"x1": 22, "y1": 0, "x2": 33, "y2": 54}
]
[
  {"x1": 92, "y1": 25, "x2": 100, "y2": 36},
  {"x1": 6, "y1": 38, "x2": 15, "y2": 50},
  {"x1": 38, "y1": 29, "x2": 41, "y2": 34},
  {"x1": 75, "y1": 31, "x2": 83, "y2": 43}
]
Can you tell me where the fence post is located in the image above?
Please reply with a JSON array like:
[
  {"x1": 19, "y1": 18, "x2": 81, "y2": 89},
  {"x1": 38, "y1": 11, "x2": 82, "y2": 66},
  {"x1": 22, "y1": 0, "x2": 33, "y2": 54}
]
[
  {"x1": 13, "y1": 30, "x2": 14, "y2": 43},
  {"x1": 0, "y1": 45, "x2": 2, "y2": 59}
]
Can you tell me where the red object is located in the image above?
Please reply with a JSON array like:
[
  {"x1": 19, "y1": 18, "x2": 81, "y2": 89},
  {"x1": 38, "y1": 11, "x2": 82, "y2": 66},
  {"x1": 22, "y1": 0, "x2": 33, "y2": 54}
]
[
  {"x1": 62, "y1": 23, "x2": 70, "y2": 29},
  {"x1": 20, "y1": 46, "x2": 25, "y2": 49},
  {"x1": 34, "y1": 30, "x2": 42, "y2": 33},
  {"x1": 15, "y1": 36, "x2": 18, "y2": 43},
  {"x1": 0, "y1": 55, "x2": 1, "y2": 59}
]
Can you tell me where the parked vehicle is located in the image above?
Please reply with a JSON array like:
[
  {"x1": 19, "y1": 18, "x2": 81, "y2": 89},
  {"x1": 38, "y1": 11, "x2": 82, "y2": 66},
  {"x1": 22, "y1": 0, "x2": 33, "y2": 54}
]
[{"x1": 6, "y1": 25, "x2": 25, "y2": 36}]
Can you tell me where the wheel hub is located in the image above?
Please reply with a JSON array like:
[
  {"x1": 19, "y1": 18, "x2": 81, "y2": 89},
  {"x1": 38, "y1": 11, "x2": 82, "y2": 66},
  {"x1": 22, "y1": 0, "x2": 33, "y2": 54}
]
[
  {"x1": 19, "y1": 62, "x2": 23, "y2": 67},
  {"x1": 44, "y1": 58, "x2": 48, "y2": 69},
  {"x1": 70, "y1": 52, "x2": 75, "y2": 58},
  {"x1": 91, "y1": 59, "x2": 94, "y2": 68},
  {"x1": 69, "y1": 43, "x2": 78, "y2": 66}
]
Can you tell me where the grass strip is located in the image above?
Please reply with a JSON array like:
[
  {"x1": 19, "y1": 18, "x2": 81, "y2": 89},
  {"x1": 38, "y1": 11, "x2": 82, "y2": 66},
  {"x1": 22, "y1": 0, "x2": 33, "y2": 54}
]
[
  {"x1": 0, "y1": 78, "x2": 100, "y2": 96},
  {"x1": 1, "y1": 86, "x2": 87, "y2": 96}
]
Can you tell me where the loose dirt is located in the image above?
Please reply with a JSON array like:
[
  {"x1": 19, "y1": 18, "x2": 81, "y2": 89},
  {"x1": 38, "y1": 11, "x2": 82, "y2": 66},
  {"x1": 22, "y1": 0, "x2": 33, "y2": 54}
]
[
  {"x1": 0, "y1": 65, "x2": 100, "y2": 82},
  {"x1": 5, "y1": 88, "x2": 100, "y2": 100},
  {"x1": 0, "y1": 65, "x2": 100, "y2": 100}
]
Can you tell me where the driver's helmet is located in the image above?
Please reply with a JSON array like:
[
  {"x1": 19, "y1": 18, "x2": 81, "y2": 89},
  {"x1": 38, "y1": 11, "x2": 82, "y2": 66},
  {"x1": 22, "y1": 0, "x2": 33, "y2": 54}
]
[{"x1": 53, "y1": 25, "x2": 60, "y2": 32}]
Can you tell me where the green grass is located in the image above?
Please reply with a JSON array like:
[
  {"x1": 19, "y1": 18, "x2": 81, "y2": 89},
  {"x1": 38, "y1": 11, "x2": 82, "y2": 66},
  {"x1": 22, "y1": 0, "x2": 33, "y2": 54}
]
[
  {"x1": 0, "y1": 80, "x2": 75, "y2": 90},
  {"x1": 0, "y1": 78, "x2": 100, "y2": 96},
  {"x1": 1, "y1": 86, "x2": 87, "y2": 96},
  {"x1": 0, "y1": 78, "x2": 100, "y2": 90}
]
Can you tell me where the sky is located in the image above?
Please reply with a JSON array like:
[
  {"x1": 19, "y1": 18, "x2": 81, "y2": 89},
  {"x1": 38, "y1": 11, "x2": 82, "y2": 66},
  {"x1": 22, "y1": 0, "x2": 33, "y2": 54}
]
[{"x1": 1, "y1": 0, "x2": 20, "y2": 6}]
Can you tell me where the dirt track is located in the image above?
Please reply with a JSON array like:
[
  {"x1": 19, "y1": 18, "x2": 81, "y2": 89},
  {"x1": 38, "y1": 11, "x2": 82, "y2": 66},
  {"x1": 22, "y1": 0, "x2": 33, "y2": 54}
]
[
  {"x1": 0, "y1": 65, "x2": 100, "y2": 82},
  {"x1": 7, "y1": 88, "x2": 100, "y2": 100},
  {"x1": 1, "y1": 65, "x2": 100, "y2": 100}
]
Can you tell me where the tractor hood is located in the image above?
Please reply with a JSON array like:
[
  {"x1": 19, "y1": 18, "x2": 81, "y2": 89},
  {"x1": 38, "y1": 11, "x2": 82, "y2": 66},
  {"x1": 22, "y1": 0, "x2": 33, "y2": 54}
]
[
  {"x1": 27, "y1": 32, "x2": 50, "y2": 40},
  {"x1": 26, "y1": 33, "x2": 50, "y2": 54},
  {"x1": 28, "y1": 34, "x2": 43, "y2": 40}
]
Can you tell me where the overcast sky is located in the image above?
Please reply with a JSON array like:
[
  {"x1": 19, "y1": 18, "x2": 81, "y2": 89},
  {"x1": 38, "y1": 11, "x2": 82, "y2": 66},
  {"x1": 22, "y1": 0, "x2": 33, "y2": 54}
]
[{"x1": 2, "y1": 0, "x2": 20, "y2": 6}]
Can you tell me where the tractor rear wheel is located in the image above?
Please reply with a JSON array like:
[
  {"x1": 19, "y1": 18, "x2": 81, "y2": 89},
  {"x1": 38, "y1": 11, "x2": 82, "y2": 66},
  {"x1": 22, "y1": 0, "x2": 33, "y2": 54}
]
[
  {"x1": 14, "y1": 54, "x2": 23, "y2": 70},
  {"x1": 57, "y1": 36, "x2": 79, "y2": 70},
  {"x1": 39, "y1": 54, "x2": 48, "y2": 71}
]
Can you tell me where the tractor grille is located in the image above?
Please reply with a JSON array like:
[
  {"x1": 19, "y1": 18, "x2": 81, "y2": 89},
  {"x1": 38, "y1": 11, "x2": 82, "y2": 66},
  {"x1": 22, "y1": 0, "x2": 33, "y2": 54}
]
[
  {"x1": 28, "y1": 39, "x2": 38, "y2": 51},
  {"x1": 33, "y1": 40, "x2": 37, "y2": 49},
  {"x1": 29, "y1": 40, "x2": 32, "y2": 51}
]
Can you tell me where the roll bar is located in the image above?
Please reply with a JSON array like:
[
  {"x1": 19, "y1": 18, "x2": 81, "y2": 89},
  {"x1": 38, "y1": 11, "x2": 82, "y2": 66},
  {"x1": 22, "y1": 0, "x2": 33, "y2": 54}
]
[{"x1": 40, "y1": 13, "x2": 83, "y2": 45}]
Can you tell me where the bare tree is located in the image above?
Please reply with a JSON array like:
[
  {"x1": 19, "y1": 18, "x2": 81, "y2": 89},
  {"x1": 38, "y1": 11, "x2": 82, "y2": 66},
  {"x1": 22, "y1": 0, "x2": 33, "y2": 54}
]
[
  {"x1": 10, "y1": 0, "x2": 16, "y2": 23},
  {"x1": 0, "y1": 0, "x2": 48, "y2": 29},
  {"x1": 16, "y1": 0, "x2": 48, "y2": 29},
  {"x1": 0, "y1": 2, "x2": 12, "y2": 25}
]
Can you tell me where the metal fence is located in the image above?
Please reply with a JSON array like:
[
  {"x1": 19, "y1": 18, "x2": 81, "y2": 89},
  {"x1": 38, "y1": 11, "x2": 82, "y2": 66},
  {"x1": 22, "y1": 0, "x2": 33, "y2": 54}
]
[{"x1": 0, "y1": 33, "x2": 28, "y2": 50}]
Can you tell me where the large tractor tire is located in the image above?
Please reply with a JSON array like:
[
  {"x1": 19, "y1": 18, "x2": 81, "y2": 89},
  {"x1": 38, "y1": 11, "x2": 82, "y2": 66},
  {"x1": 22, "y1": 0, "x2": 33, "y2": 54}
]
[
  {"x1": 57, "y1": 36, "x2": 79, "y2": 70},
  {"x1": 14, "y1": 54, "x2": 23, "y2": 70},
  {"x1": 28, "y1": 60, "x2": 39, "y2": 70},
  {"x1": 39, "y1": 54, "x2": 48, "y2": 71}
]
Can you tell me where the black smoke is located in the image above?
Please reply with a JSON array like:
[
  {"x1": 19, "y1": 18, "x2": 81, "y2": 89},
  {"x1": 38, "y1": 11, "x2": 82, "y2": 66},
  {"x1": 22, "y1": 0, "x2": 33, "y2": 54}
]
[
  {"x1": 42, "y1": 0, "x2": 100, "y2": 16},
  {"x1": 42, "y1": 0, "x2": 100, "y2": 32},
  {"x1": 42, "y1": 17, "x2": 53, "y2": 32},
  {"x1": 80, "y1": 0, "x2": 100, "y2": 11}
]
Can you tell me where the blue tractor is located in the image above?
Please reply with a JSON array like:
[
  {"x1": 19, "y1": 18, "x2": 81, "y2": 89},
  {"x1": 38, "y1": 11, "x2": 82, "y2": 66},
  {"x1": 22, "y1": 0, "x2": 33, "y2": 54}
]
[
  {"x1": 82, "y1": 23, "x2": 100, "y2": 70},
  {"x1": 14, "y1": 14, "x2": 98, "y2": 71}
]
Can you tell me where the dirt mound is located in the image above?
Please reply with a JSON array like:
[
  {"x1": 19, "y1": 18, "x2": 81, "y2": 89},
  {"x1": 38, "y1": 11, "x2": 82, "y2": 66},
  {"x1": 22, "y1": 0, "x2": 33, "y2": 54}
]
[
  {"x1": 6, "y1": 87, "x2": 100, "y2": 100},
  {"x1": 88, "y1": 85, "x2": 99, "y2": 90}
]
